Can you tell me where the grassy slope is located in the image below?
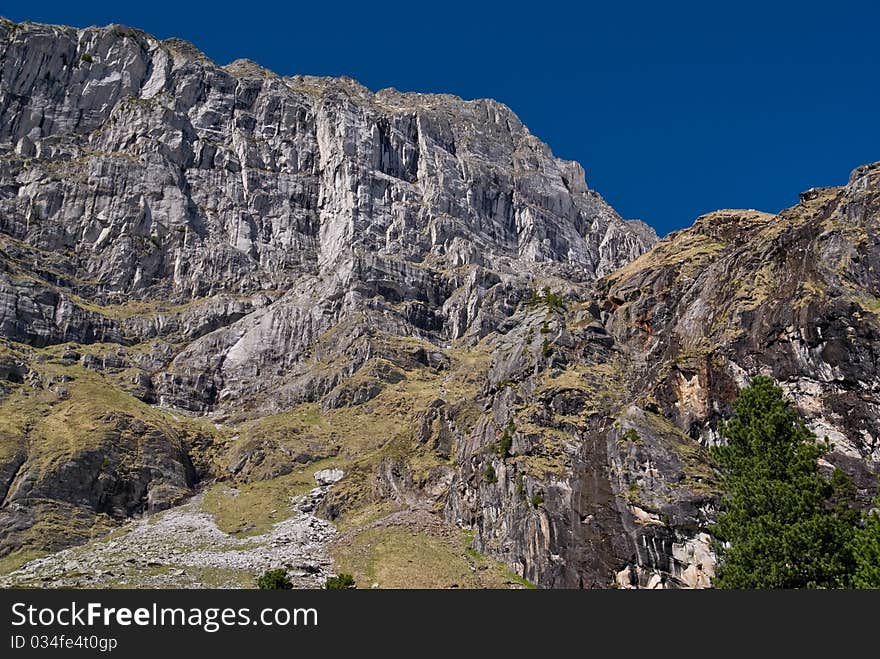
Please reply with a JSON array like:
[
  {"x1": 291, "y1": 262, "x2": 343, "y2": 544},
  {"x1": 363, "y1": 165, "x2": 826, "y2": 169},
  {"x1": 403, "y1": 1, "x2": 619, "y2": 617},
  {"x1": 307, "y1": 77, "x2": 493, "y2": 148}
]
[
  {"x1": 0, "y1": 332, "x2": 510, "y2": 587},
  {"x1": 331, "y1": 526, "x2": 533, "y2": 589},
  {"x1": 0, "y1": 339, "x2": 216, "y2": 562}
]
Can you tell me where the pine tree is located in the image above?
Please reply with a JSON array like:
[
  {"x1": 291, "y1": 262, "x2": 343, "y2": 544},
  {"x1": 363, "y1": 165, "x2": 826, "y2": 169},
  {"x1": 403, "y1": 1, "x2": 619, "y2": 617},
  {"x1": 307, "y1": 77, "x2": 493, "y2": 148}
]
[
  {"x1": 853, "y1": 484, "x2": 880, "y2": 588},
  {"x1": 257, "y1": 568, "x2": 292, "y2": 590},
  {"x1": 710, "y1": 376, "x2": 859, "y2": 588}
]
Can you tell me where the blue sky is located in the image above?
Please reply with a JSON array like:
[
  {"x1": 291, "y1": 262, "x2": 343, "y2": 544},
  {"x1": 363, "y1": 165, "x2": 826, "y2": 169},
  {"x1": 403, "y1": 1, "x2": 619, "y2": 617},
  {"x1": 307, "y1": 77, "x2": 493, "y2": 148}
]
[{"x1": 4, "y1": 1, "x2": 879, "y2": 235}]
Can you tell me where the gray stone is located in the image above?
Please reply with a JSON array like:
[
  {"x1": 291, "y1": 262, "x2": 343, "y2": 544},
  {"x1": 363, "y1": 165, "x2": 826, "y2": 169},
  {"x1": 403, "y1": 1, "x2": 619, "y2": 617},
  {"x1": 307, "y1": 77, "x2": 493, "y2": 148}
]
[{"x1": 314, "y1": 469, "x2": 344, "y2": 486}]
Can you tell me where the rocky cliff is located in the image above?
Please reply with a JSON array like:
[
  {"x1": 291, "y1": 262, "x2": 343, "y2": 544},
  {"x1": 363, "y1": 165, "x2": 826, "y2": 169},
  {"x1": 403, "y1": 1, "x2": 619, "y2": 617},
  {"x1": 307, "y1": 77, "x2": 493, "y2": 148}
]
[
  {"x1": 0, "y1": 18, "x2": 876, "y2": 588},
  {"x1": 443, "y1": 164, "x2": 880, "y2": 588}
]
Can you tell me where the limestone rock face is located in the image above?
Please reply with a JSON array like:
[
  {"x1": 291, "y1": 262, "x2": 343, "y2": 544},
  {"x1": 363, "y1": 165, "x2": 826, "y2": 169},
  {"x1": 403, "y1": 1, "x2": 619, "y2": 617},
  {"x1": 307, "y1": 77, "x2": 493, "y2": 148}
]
[
  {"x1": 601, "y1": 165, "x2": 880, "y2": 483},
  {"x1": 0, "y1": 19, "x2": 654, "y2": 414}
]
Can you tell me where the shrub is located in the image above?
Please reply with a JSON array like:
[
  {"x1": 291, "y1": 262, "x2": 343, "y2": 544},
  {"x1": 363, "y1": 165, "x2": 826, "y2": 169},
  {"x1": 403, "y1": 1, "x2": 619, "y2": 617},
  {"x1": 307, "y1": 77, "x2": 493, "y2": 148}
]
[
  {"x1": 541, "y1": 287, "x2": 566, "y2": 312},
  {"x1": 494, "y1": 419, "x2": 515, "y2": 458},
  {"x1": 531, "y1": 493, "x2": 544, "y2": 508},
  {"x1": 483, "y1": 464, "x2": 497, "y2": 484},
  {"x1": 324, "y1": 573, "x2": 356, "y2": 589},
  {"x1": 257, "y1": 568, "x2": 292, "y2": 590},
  {"x1": 80, "y1": 53, "x2": 93, "y2": 64},
  {"x1": 622, "y1": 429, "x2": 641, "y2": 444},
  {"x1": 516, "y1": 474, "x2": 526, "y2": 499},
  {"x1": 526, "y1": 287, "x2": 566, "y2": 312}
]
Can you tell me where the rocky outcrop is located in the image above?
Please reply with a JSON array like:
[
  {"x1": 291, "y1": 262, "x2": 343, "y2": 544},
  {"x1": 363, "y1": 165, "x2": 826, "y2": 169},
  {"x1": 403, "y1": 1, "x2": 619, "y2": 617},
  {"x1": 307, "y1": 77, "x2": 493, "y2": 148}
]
[
  {"x1": 555, "y1": 163, "x2": 879, "y2": 586},
  {"x1": 439, "y1": 293, "x2": 717, "y2": 588},
  {"x1": 600, "y1": 163, "x2": 880, "y2": 488},
  {"x1": 438, "y1": 164, "x2": 880, "y2": 588},
  {"x1": 0, "y1": 339, "x2": 213, "y2": 557}
]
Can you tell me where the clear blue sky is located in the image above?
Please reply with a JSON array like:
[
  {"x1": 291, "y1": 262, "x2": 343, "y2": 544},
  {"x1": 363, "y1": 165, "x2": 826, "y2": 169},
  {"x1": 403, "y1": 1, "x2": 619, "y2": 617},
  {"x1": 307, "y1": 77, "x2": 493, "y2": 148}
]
[{"x1": 4, "y1": 1, "x2": 879, "y2": 236}]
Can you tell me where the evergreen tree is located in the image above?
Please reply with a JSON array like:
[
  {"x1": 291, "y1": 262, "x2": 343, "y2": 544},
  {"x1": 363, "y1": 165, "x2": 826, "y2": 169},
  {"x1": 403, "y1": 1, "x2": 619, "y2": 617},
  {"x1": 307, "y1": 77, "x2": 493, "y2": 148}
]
[
  {"x1": 710, "y1": 376, "x2": 859, "y2": 588},
  {"x1": 324, "y1": 573, "x2": 356, "y2": 589},
  {"x1": 853, "y1": 484, "x2": 880, "y2": 588},
  {"x1": 257, "y1": 568, "x2": 293, "y2": 590}
]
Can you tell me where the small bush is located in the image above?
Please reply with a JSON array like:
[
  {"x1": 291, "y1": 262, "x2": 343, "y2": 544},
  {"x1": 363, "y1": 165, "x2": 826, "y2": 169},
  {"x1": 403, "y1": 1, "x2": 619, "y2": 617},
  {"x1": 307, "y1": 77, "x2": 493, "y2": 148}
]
[
  {"x1": 531, "y1": 493, "x2": 544, "y2": 508},
  {"x1": 494, "y1": 419, "x2": 515, "y2": 458},
  {"x1": 526, "y1": 287, "x2": 566, "y2": 312},
  {"x1": 483, "y1": 465, "x2": 497, "y2": 484},
  {"x1": 324, "y1": 573, "x2": 356, "y2": 589},
  {"x1": 257, "y1": 568, "x2": 292, "y2": 590},
  {"x1": 542, "y1": 287, "x2": 566, "y2": 312},
  {"x1": 622, "y1": 428, "x2": 641, "y2": 444},
  {"x1": 541, "y1": 338, "x2": 552, "y2": 357},
  {"x1": 516, "y1": 474, "x2": 526, "y2": 499},
  {"x1": 80, "y1": 53, "x2": 93, "y2": 64}
]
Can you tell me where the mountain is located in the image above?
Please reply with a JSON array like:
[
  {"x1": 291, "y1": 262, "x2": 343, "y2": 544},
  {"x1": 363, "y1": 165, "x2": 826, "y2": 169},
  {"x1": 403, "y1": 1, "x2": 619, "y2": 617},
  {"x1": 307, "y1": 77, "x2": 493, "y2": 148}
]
[{"x1": 0, "y1": 18, "x2": 876, "y2": 588}]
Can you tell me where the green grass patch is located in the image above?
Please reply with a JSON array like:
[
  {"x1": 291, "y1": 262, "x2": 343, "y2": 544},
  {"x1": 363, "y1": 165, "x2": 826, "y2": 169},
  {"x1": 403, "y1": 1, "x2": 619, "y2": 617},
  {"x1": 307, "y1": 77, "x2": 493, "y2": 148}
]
[
  {"x1": 202, "y1": 457, "x2": 339, "y2": 537},
  {"x1": 0, "y1": 549, "x2": 47, "y2": 576},
  {"x1": 331, "y1": 525, "x2": 531, "y2": 589},
  {"x1": 856, "y1": 296, "x2": 880, "y2": 315}
]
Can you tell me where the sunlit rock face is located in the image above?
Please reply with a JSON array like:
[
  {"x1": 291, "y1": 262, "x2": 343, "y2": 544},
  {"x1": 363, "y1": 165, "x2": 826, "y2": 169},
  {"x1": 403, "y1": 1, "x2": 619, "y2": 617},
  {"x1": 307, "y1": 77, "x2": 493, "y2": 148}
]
[{"x1": 0, "y1": 18, "x2": 654, "y2": 412}]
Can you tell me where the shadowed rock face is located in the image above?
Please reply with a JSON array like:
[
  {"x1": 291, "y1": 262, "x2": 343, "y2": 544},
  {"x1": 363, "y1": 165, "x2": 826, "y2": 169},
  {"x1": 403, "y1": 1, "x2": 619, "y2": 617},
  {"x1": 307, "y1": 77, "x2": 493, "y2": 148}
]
[{"x1": 0, "y1": 18, "x2": 877, "y2": 589}]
